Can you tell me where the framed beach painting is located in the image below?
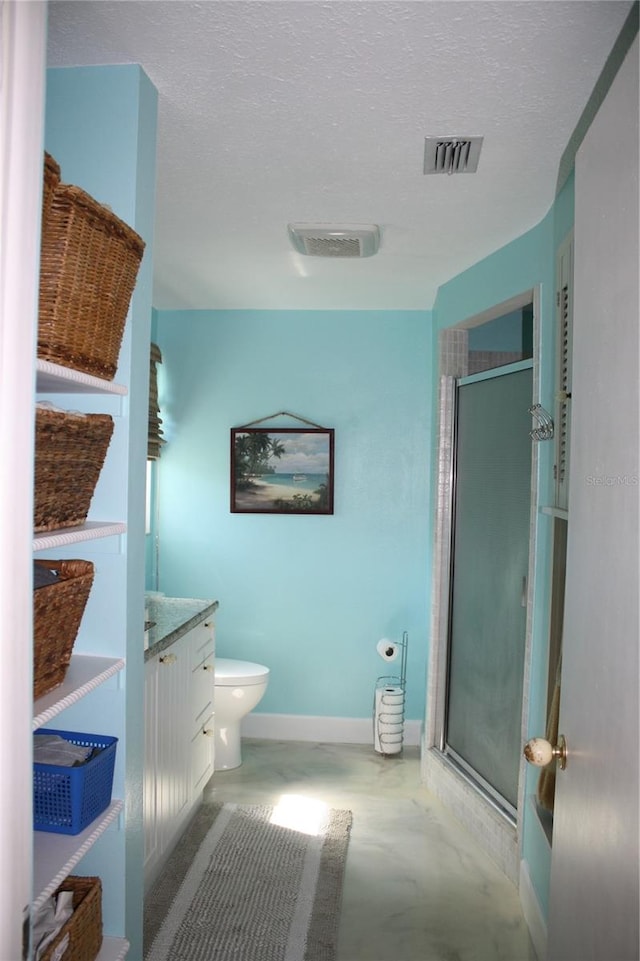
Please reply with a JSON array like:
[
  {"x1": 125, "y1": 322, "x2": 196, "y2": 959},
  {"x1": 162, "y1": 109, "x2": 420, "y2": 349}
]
[{"x1": 231, "y1": 427, "x2": 334, "y2": 514}]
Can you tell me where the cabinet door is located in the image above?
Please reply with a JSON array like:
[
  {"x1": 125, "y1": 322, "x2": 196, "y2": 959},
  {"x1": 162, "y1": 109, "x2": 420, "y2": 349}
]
[
  {"x1": 191, "y1": 642, "x2": 214, "y2": 725},
  {"x1": 190, "y1": 621, "x2": 215, "y2": 790},
  {"x1": 156, "y1": 636, "x2": 191, "y2": 854},
  {"x1": 191, "y1": 712, "x2": 215, "y2": 794}
]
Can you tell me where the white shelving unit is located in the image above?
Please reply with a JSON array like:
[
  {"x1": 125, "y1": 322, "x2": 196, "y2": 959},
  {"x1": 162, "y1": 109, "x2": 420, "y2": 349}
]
[
  {"x1": 34, "y1": 523, "x2": 127, "y2": 553},
  {"x1": 36, "y1": 359, "x2": 128, "y2": 396},
  {"x1": 33, "y1": 654, "x2": 125, "y2": 731},
  {"x1": 34, "y1": 362, "x2": 129, "y2": 959},
  {"x1": 33, "y1": 802, "x2": 124, "y2": 912}
]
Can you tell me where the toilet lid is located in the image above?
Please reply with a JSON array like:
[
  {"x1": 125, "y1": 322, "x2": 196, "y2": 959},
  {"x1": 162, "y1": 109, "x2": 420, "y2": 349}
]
[{"x1": 215, "y1": 658, "x2": 269, "y2": 686}]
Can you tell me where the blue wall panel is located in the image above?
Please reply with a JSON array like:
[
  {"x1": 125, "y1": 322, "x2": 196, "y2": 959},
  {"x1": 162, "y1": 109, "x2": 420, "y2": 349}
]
[{"x1": 155, "y1": 309, "x2": 432, "y2": 721}]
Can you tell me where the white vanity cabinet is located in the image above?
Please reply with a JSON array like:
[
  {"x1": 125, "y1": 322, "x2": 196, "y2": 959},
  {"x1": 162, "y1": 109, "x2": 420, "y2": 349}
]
[
  {"x1": 190, "y1": 618, "x2": 215, "y2": 794},
  {"x1": 144, "y1": 613, "x2": 215, "y2": 893}
]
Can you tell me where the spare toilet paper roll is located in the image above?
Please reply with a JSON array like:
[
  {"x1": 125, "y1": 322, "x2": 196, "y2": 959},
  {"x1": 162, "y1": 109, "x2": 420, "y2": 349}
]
[
  {"x1": 374, "y1": 687, "x2": 404, "y2": 754},
  {"x1": 379, "y1": 685, "x2": 404, "y2": 708},
  {"x1": 376, "y1": 639, "x2": 399, "y2": 662},
  {"x1": 374, "y1": 726, "x2": 403, "y2": 754},
  {"x1": 380, "y1": 710, "x2": 403, "y2": 725},
  {"x1": 377, "y1": 718, "x2": 403, "y2": 734}
]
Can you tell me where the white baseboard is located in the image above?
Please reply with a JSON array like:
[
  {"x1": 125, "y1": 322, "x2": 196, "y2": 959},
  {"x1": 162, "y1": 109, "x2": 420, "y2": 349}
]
[
  {"x1": 519, "y1": 859, "x2": 547, "y2": 961},
  {"x1": 241, "y1": 712, "x2": 422, "y2": 747}
]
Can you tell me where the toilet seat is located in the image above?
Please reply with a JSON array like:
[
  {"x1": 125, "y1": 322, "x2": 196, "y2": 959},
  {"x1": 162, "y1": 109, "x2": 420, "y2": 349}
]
[{"x1": 215, "y1": 658, "x2": 269, "y2": 686}]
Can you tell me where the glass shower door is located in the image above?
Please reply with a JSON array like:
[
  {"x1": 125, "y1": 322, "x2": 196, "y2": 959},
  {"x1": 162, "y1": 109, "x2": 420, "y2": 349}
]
[{"x1": 444, "y1": 365, "x2": 533, "y2": 815}]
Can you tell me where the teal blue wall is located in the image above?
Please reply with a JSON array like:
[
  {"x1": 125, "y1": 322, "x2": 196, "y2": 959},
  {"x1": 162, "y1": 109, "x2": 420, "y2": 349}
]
[
  {"x1": 44, "y1": 65, "x2": 157, "y2": 961},
  {"x1": 432, "y1": 171, "x2": 575, "y2": 923},
  {"x1": 154, "y1": 309, "x2": 432, "y2": 721},
  {"x1": 152, "y1": 174, "x2": 574, "y2": 921}
]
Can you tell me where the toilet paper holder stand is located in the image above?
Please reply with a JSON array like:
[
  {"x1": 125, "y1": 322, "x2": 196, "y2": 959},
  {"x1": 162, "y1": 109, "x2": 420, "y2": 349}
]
[{"x1": 374, "y1": 631, "x2": 408, "y2": 757}]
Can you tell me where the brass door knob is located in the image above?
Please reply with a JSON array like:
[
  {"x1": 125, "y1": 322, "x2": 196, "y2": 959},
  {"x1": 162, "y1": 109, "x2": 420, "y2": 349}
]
[{"x1": 523, "y1": 734, "x2": 567, "y2": 770}]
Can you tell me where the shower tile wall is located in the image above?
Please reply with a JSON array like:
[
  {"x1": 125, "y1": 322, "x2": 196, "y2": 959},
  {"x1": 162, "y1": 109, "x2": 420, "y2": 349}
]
[{"x1": 440, "y1": 328, "x2": 468, "y2": 377}]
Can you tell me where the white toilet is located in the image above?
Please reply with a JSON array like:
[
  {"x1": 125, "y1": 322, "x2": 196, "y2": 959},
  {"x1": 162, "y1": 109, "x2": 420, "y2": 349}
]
[{"x1": 214, "y1": 658, "x2": 270, "y2": 770}]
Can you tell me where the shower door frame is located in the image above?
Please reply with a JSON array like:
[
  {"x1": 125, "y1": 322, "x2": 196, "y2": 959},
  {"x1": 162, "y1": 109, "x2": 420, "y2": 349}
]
[
  {"x1": 422, "y1": 287, "x2": 541, "y2": 883},
  {"x1": 442, "y1": 361, "x2": 533, "y2": 823}
]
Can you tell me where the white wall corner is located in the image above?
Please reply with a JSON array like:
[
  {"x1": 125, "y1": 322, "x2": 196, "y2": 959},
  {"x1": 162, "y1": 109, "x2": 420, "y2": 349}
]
[{"x1": 519, "y1": 858, "x2": 547, "y2": 961}]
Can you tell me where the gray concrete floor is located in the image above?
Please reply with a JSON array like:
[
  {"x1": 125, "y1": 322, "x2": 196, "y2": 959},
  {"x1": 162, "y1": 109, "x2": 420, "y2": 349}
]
[{"x1": 204, "y1": 738, "x2": 537, "y2": 961}]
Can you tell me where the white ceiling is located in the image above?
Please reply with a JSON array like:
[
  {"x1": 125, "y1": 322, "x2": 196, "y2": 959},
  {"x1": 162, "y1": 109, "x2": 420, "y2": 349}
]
[{"x1": 46, "y1": 1, "x2": 633, "y2": 311}]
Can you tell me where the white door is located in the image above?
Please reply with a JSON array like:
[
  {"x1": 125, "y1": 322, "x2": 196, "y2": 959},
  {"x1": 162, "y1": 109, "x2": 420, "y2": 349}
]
[{"x1": 547, "y1": 37, "x2": 639, "y2": 961}]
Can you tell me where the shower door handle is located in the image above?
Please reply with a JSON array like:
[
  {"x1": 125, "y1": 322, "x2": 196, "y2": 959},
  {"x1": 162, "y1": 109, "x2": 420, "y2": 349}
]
[{"x1": 523, "y1": 735, "x2": 567, "y2": 770}]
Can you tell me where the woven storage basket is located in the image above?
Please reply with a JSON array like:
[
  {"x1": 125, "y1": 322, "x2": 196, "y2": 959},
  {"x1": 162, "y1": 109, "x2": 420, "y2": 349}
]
[
  {"x1": 34, "y1": 406, "x2": 114, "y2": 533},
  {"x1": 38, "y1": 182, "x2": 145, "y2": 379},
  {"x1": 33, "y1": 559, "x2": 95, "y2": 700},
  {"x1": 42, "y1": 153, "x2": 61, "y2": 227},
  {"x1": 38, "y1": 876, "x2": 102, "y2": 961}
]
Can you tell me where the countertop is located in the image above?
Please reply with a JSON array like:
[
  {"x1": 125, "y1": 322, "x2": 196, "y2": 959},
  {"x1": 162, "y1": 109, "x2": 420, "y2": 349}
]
[{"x1": 144, "y1": 594, "x2": 218, "y2": 662}]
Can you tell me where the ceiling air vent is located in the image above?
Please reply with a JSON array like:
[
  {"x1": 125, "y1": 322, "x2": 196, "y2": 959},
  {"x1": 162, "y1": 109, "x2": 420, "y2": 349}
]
[
  {"x1": 288, "y1": 223, "x2": 380, "y2": 257},
  {"x1": 423, "y1": 136, "x2": 483, "y2": 175}
]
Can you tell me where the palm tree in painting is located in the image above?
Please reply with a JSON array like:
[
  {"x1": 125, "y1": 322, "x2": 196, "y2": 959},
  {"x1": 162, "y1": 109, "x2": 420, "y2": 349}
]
[
  {"x1": 268, "y1": 437, "x2": 286, "y2": 462},
  {"x1": 314, "y1": 474, "x2": 330, "y2": 510},
  {"x1": 234, "y1": 432, "x2": 287, "y2": 488}
]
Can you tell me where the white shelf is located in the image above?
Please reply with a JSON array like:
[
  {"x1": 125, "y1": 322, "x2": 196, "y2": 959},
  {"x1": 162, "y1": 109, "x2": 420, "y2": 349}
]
[
  {"x1": 540, "y1": 506, "x2": 569, "y2": 519},
  {"x1": 33, "y1": 800, "x2": 123, "y2": 911},
  {"x1": 34, "y1": 521, "x2": 127, "y2": 552},
  {"x1": 98, "y1": 938, "x2": 129, "y2": 960},
  {"x1": 34, "y1": 655, "x2": 125, "y2": 730},
  {"x1": 36, "y1": 358, "x2": 127, "y2": 395}
]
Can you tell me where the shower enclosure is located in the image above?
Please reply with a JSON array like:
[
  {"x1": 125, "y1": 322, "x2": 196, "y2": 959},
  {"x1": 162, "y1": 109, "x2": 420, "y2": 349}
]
[{"x1": 443, "y1": 363, "x2": 533, "y2": 817}]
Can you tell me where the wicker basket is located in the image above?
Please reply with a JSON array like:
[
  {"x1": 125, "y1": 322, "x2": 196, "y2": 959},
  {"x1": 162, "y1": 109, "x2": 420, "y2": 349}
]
[
  {"x1": 33, "y1": 560, "x2": 95, "y2": 700},
  {"x1": 38, "y1": 876, "x2": 102, "y2": 961},
  {"x1": 34, "y1": 406, "x2": 114, "y2": 533},
  {"x1": 42, "y1": 153, "x2": 61, "y2": 227},
  {"x1": 38, "y1": 182, "x2": 145, "y2": 380}
]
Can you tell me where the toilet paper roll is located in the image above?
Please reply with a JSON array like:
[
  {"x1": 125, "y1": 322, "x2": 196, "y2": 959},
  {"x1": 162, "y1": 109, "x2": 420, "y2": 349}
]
[
  {"x1": 377, "y1": 719, "x2": 403, "y2": 735},
  {"x1": 374, "y1": 686, "x2": 405, "y2": 755},
  {"x1": 376, "y1": 639, "x2": 399, "y2": 662},
  {"x1": 379, "y1": 730, "x2": 403, "y2": 743},
  {"x1": 377, "y1": 711, "x2": 404, "y2": 724},
  {"x1": 378, "y1": 704, "x2": 403, "y2": 719},
  {"x1": 374, "y1": 728, "x2": 403, "y2": 754},
  {"x1": 379, "y1": 685, "x2": 404, "y2": 707}
]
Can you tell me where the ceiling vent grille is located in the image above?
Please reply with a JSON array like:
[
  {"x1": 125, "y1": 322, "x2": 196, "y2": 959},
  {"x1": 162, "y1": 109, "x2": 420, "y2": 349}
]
[
  {"x1": 288, "y1": 223, "x2": 380, "y2": 257},
  {"x1": 423, "y1": 136, "x2": 483, "y2": 175}
]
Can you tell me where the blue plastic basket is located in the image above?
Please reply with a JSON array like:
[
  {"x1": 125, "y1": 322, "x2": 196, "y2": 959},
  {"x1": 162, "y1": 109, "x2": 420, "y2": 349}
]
[{"x1": 33, "y1": 729, "x2": 117, "y2": 835}]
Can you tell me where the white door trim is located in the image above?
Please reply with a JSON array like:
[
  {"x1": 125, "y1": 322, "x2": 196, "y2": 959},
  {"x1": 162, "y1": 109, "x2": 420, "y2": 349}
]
[{"x1": 0, "y1": 2, "x2": 47, "y2": 957}]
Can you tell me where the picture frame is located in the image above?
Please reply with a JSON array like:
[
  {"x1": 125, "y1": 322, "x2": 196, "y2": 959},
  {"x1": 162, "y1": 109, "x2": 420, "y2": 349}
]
[{"x1": 231, "y1": 427, "x2": 334, "y2": 514}]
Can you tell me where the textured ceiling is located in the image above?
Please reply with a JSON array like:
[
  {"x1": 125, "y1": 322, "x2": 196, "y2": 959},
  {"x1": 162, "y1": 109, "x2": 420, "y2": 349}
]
[{"x1": 46, "y1": 1, "x2": 633, "y2": 311}]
